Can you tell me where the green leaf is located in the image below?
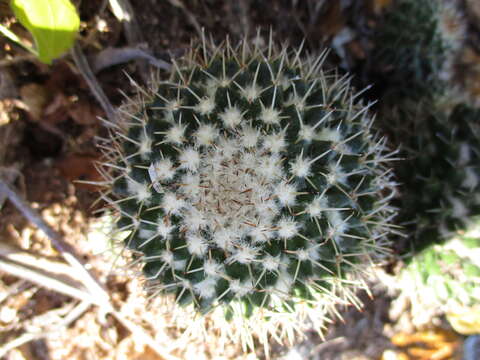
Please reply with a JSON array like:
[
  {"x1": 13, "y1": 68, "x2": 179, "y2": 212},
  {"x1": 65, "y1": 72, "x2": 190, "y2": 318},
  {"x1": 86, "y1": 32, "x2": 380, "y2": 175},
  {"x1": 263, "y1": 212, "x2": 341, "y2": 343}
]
[{"x1": 10, "y1": 0, "x2": 80, "y2": 64}]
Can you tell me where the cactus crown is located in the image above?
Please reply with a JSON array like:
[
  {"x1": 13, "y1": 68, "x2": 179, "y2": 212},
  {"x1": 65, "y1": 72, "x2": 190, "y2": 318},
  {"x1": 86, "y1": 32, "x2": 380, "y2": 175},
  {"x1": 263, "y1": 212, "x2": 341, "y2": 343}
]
[{"x1": 99, "y1": 36, "x2": 397, "y2": 320}]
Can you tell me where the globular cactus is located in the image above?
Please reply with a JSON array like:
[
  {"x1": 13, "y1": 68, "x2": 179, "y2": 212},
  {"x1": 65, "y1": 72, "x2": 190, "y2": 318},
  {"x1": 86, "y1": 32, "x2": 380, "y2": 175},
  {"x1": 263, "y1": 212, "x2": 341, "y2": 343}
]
[
  {"x1": 98, "y1": 37, "x2": 397, "y2": 341},
  {"x1": 388, "y1": 102, "x2": 480, "y2": 253}
]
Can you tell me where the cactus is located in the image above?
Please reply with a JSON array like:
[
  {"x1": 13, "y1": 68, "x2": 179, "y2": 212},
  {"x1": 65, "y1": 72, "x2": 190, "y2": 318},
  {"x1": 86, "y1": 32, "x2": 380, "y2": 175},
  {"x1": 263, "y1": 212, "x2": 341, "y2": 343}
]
[
  {"x1": 385, "y1": 100, "x2": 480, "y2": 253},
  {"x1": 374, "y1": 0, "x2": 466, "y2": 100},
  {"x1": 98, "y1": 37, "x2": 397, "y2": 341}
]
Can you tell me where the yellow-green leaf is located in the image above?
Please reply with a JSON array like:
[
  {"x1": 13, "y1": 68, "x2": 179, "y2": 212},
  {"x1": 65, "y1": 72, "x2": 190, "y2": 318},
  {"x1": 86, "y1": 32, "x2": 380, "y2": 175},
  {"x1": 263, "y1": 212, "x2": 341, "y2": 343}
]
[{"x1": 10, "y1": 0, "x2": 80, "y2": 64}]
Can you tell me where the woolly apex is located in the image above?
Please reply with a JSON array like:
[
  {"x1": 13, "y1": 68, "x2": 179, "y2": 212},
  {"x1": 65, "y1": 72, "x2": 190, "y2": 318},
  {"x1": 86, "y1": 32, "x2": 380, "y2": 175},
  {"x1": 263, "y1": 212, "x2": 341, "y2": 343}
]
[{"x1": 96, "y1": 35, "x2": 398, "y2": 348}]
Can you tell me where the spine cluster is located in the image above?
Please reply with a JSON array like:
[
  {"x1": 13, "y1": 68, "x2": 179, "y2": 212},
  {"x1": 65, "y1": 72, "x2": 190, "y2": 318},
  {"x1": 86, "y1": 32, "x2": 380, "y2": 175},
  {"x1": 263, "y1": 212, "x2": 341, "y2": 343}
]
[{"x1": 99, "y1": 39, "x2": 397, "y2": 318}]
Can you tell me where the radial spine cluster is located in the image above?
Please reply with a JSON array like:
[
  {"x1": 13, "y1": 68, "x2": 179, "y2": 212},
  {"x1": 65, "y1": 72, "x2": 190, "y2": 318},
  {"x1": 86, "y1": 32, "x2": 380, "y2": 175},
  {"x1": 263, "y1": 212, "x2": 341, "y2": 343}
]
[{"x1": 100, "y1": 38, "x2": 397, "y2": 316}]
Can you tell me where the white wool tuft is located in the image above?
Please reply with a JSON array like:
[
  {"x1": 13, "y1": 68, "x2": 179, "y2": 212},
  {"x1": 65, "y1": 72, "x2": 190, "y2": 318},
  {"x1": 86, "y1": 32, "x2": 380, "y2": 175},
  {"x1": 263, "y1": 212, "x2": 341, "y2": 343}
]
[
  {"x1": 290, "y1": 154, "x2": 312, "y2": 178},
  {"x1": 166, "y1": 123, "x2": 187, "y2": 144},
  {"x1": 229, "y1": 279, "x2": 253, "y2": 297},
  {"x1": 156, "y1": 220, "x2": 174, "y2": 238},
  {"x1": 263, "y1": 132, "x2": 286, "y2": 153},
  {"x1": 296, "y1": 248, "x2": 309, "y2": 261},
  {"x1": 262, "y1": 254, "x2": 281, "y2": 272},
  {"x1": 241, "y1": 126, "x2": 260, "y2": 147},
  {"x1": 228, "y1": 244, "x2": 258, "y2": 264},
  {"x1": 138, "y1": 132, "x2": 152, "y2": 158},
  {"x1": 179, "y1": 173, "x2": 201, "y2": 198},
  {"x1": 183, "y1": 208, "x2": 207, "y2": 230},
  {"x1": 193, "y1": 277, "x2": 217, "y2": 299},
  {"x1": 306, "y1": 195, "x2": 329, "y2": 217},
  {"x1": 213, "y1": 228, "x2": 237, "y2": 251},
  {"x1": 275, "y1": 181, "x2": 297, "y2": 206},
  {"x1": 260, "y1": 107, "x2": 282, "y2": 125},
  {"x1": 249, "y1": 224, "x2": 274, "y2": 243},
  {"x1": 127, "y1": 179, "x2": 150, "y2": 202},
  {"x1": 462, "y1": 167, "x2": 479, "y2": 190},
  {"x1": 327, "y1": 210, "x2": 348, "y2": 234},
  {"x1": 242, "y1": 84, "x2": 261, "y2": 102},
  {"x1": 150, "y1": 158, "x2": 176, "y2": 181},
  {"x1": 186, "y1": 233, "x2": 208, "y2": 256},
  {"x1": 195, "y1": 96, "x2": 216, "y2": 115},
  {"x1": 317, "y1": 127, "x2": 342, "y2": 143},
  {"x1": 160, "y1": 250, "x2": 174, "y2": 265},
  {"x1": 298, "y1": 124, "x2": 315, "y2": 142},
  {"x1": 273, "y1": 270, "x2": 294, "y2": 296},
  {"x1": 162, "y1": 192, "x2": 185, "y2": 215},
  {"x1": 203, "y1": 259, "x2": 222, "y2": 277},
  {"x1": 194, "y1": 124, "x2": 218, "y2": 146},
  {"x1": 138, "y1": 229, "x2": 155, "y2": 239},
  {"x1": 219, "y1": 106, "x2": 243, "y2": 128},
  {"x1": 326, "y1": 163, "x2": 348, "y2": 185},
  {"x1": 277, "y1": 217, "x2": 299, "y2": 239},
  {"x1": 179, "y1": 147, "x2": 201, "y2": 172}
]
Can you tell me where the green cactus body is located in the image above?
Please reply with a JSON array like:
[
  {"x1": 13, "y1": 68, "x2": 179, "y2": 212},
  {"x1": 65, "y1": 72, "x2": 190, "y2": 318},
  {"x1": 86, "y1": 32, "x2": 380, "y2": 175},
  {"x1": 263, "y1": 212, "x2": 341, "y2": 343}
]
[
  {"x1": 373, "y1": 0, "x2": 477, "y2": 253},
  {"x1": 99, "y1": 38, "x2": 397, "y2": 334},
  {"x1": 374, "y1": 0, "x2": 465, "y2": 99},
  {"x1": 390, "y1": 103, "x2": 480, "y2": 253}
]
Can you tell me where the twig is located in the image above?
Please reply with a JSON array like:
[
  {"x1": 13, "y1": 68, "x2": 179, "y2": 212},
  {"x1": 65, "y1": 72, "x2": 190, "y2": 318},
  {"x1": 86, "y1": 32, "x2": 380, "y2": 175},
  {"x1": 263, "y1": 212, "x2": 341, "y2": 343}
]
[
  {"x1": 0, "y1": 54, "x2": 38, "y2": 67},
  {"x1": 0, "y1": 178, "x2": 111, "y2": 308},
  {"x1": 0, "y1": 242, "x2": 89, "y2": 289},
  {"x1": 0, "y1": 257, "x2": 96, "y2": 303},
  {"x1": 0, "y1": 167, "x2": 20, "y2": 209},
  {"x1": 70, "y1": 43, "x2": 118, "y2": 125},
  {"x1": 0, "y1": 24, "x2": 37, "y2": 56},
  {"x1": 91, "y1": 46, "x2": 171, "y2": 73},
  {"x1": 0, "y1": 301, "x2": 91, "y2": 358}
]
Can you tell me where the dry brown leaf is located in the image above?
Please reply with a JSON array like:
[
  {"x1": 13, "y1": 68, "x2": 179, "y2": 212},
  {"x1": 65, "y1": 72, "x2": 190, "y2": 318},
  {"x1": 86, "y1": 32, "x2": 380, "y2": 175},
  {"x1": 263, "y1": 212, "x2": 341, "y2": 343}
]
[
  {"x1": 42, "y1": 92, "x2": 70, "y2": 125},
  {"x1": 56, "y1": 154, "x2": 102, "y2": 191},
  {"x1": 67, "y1": 97, "x2": 101, "y2": 126}
]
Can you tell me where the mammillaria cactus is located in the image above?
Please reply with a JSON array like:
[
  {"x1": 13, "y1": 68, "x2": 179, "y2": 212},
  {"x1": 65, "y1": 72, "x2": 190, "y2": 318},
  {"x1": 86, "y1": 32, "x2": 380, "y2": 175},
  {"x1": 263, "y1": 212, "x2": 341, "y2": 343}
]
[{"x1": 98, "y1": 37, "x2": 397, "y2": 343}]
